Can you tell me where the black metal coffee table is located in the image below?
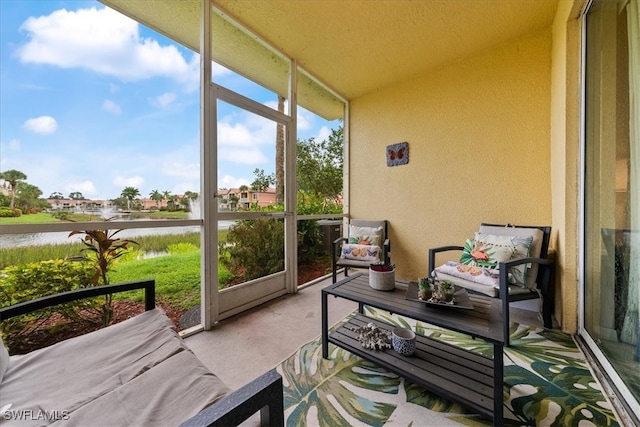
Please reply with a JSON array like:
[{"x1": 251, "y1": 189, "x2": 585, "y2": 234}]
[{"x1": 321, "y1": 273, "x2": 504, "y2": 423}]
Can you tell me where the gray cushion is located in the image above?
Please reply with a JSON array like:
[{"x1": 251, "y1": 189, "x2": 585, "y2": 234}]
[
  {"x1": 436, "y1": 271, "x2": 536, "y2": 297},
  {"x1": 1, "y1": 309, "x2": 196, "y2": 425},
  {"x1": 50, "y1": 350, "x2": 229, "y2": 426}
]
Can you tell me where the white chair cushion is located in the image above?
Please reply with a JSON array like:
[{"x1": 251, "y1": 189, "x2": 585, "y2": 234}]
[{"x1": 435, "y1": 271, "x2": 537, "y2": 298}]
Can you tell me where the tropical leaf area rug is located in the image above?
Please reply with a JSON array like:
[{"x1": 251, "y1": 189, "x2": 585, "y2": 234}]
[{"x1": 277, "y1": 308, "x2": 621, "y2": 427}]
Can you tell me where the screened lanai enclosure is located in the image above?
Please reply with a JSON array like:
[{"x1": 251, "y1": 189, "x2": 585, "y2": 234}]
[{"x1": 1, "y1": 0, "x2": 639, "y2": 421}]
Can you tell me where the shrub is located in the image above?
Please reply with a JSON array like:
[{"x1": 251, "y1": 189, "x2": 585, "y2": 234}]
[
  {"x1": 68, "y1": 221, "x2": 139, "y2": 326},
  {"x1": 51, "y1": 210, "x2": 71, "y2": 220},
  {"x1": 0, "y1": 208, "x2": 20, "y2": 217},
  {"x1": 219, "y1": 218, "x2": 284, "y2": 282},
  {"x1": 0, "y1": 259, "x2": 97, "y2": 352}
]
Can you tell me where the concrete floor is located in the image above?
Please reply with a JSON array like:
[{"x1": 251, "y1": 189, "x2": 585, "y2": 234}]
[
  {"x1": 184, "y1": 275, "x2": 357, "y2": 390},
  {"x1": 185, "y1": 273, "x2": 547, "y2": 391}
]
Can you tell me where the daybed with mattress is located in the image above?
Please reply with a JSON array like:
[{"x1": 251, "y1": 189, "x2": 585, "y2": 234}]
[{"x1": 0, "y1": 280, "x2": 284, "y2": 426}]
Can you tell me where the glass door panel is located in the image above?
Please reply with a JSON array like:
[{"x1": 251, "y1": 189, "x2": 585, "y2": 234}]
[{"x1": 584, "y1": 0, "x2": 640, "y2": 412}]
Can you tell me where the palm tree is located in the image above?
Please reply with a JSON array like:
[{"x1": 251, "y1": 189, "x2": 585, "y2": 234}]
[
  {"x1": 162, "y1": 190, "x2": 171, "y2": 207},
  {"x1": 167, "y1": 194, "x2": 179, "y2": 211},
  {"x1": 120, "y1": 186, "x2": 140, "y2": 211},
  {"x1": 0, "y1": 169, "x2": 27, "y2": 209},
  {"x1": 184, "y1": 190, "x2": 199, "y2": 201},
  {"x1": 182, "y1": 191, "x2": 199, "y2": 213},
  {"x1": 149, "y1": 190, "x2": 163, "y2": 209}
]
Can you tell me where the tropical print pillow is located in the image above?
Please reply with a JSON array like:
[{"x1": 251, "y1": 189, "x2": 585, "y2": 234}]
[{"x1": 459, "y1": 233, "x2": 534, "y2": 285}]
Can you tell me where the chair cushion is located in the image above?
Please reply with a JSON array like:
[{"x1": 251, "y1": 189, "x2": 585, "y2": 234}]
[
  {"x1": 435, "y1": 261, "x2": 500, "y2": 287},
  {"x1": 348, "y1": 224, "x2": 383, "y2": 247},
  {"x1": 341, "y1": 243, "x2": 381, "y2": 262},
  {"x1": 434, "y1": 270, "x2": 537, "y2": 297},
  {"x1": 479, "y1": 225, "x2": 544, "y2": 288}
]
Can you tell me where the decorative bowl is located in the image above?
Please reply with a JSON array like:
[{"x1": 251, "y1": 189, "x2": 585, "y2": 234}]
[{"x1": 392, "y1": 327, "x2": 416, "y2": 356}]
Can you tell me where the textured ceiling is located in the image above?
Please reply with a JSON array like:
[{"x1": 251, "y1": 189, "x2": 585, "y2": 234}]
[{"x1": 101, "y1": 0, "x2": 559, "y2": 102}]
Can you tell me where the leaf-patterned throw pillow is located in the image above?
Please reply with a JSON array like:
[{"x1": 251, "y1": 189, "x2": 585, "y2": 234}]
[{"x1": 459, "y1": 233, "x2": 534, "y2": 285}]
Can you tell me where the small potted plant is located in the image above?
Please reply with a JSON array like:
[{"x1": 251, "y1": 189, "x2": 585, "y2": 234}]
[
  {"x1": 439, "y1": 280, "x2": 454, "y2": 303},
  {"x1": 417, "y1": 277, "x2": 432, "y2": 300},
  {"x1": 369, "y1": 262, "x2": 395, "y2": 291}
]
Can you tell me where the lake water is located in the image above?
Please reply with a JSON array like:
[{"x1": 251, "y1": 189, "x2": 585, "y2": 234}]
[{"x1": 1, "y1": 221, "x2": 235, "y2": 248}]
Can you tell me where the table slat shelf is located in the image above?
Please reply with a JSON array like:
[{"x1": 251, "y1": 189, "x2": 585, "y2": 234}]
[
  {"x1": 330, "y1": 314, "x2": 495, "y2": 417},
  {"x1": 322, "y1": 273, "x2": 504, "y2": 423}
]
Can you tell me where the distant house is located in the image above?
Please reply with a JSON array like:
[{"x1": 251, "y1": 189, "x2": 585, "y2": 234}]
[
  {"x1": 46, "y1": 198, "x2": 107, "y2": 212},
  {"x1": 218, "y1": 188, "x2": 276, "y2": 211}
]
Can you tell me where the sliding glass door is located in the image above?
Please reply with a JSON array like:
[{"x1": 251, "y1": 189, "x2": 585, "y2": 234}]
[{"x1": 583, "y1": 0, "x2": 639, "y2": 414}]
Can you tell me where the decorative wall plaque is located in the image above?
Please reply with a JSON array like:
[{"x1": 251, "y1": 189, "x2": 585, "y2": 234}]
[{"x1": 386, "y1": 142, "x2": 409, "y2": 166}]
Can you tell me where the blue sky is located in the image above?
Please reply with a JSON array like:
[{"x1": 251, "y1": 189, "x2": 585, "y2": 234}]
[{"x1": 0, "y1": 0, "x2": 337, "y2": 201}]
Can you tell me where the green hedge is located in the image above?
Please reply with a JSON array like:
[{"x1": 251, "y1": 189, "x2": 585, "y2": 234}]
[{"x1": 0, "y1": 259, "x2": 98, "y2": 351}]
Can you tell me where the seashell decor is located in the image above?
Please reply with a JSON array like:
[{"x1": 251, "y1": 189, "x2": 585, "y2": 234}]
[{"x1": 351, "y1": 322, "x2": 392, "y2": 350}]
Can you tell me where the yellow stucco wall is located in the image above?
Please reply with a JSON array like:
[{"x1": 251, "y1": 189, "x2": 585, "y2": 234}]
[
  {"x1": 349, "y1": 29, "x2": 553, "y2": 281},
  {"x1": 549, "y1": 0, "x2": 583, "y2": 335}
]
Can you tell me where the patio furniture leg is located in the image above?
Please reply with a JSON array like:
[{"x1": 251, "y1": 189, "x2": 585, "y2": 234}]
[
  {"x1": 493, "y1": 343, "x2": 504, "y2": 424},
  {"x1": 322, "y1": 289, "x2": 329, "y2": 359}
]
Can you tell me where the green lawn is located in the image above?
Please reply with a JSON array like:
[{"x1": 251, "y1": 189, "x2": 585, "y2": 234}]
[
  {"x1": 110, "y1": 252, "x2": 202, "y2": 309},
  {"x1": 0, "y1": 212, "x2": 76, "y2": 224},
  {"x1": 1, "y1": 229, "x2": 232, "y2": 309},
  {"x1": 0, "y1": 210, "x2": 191, "y2": 224}
]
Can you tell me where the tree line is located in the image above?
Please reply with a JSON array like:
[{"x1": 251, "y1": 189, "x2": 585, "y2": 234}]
[{"x1": 0, "y1": 126, "x2": 343, "y2": 216}]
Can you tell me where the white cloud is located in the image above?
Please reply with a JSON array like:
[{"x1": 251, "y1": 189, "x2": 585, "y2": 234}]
[
  {"x1": 217, "y1": 121, "x2": 255, "y2": 147},
  {"x1": 172, "y1": 182, "x2": 198, "y2": 196},
  {"x1": 153, "y1": 92, "x2": 177, "y2": 108},
  {"x1": 114, "y1": 175, "x2": 144, "y2": 188},
  {"x1": 218, "y1": 147, "x2": 268, "y2": 164},
  {"x1": 17, "y1": 7, "x2": 199, "y2": 90},
  {"x1": 212, "y1": 62, "x2": 234, "y2": 79},
  {"x1": 264, "y1": 99, "x2": 287, "y2": 113},
  {"x1": 315, "y1": 126, "x2": 331, "y2": 142},
  {"x1": 218, "y1": 174, "x2": 251, "y2": 189},
  {"x1": 259, "y1": 101, "x2": 312, "y2": 131},
  {"x1": 64, "y1": 181, "x2": 97, "y2": 197},
  {"x1": 219, "y1": 114, "x2": 276, "y2": 145},
  {"x1": 162, "y1": 160, "x2": 200, "y2": 179},
  {"x1": 297, "y1": 109, "x2": 313, "y2": 131},
  {"x1": 102, "y1": 99, "x2": 122, "y2": 115},
  {"x1": 23, "y1": 116, "x2": 58, "y2": 134},
  {"x1": 214, "y1": 111, "x2": 277, "y2": 165}
]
